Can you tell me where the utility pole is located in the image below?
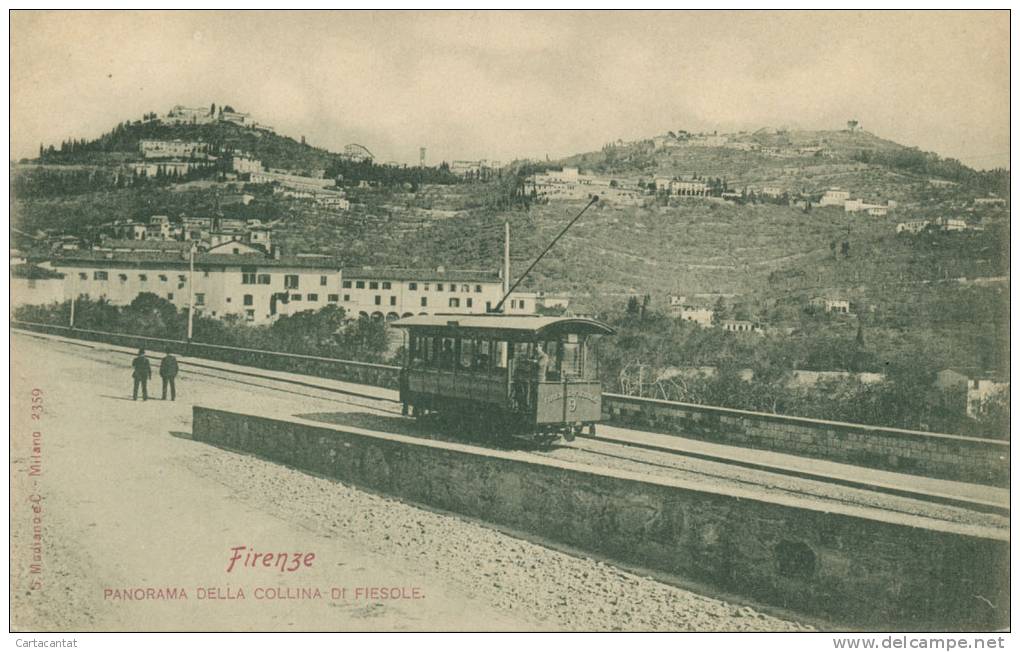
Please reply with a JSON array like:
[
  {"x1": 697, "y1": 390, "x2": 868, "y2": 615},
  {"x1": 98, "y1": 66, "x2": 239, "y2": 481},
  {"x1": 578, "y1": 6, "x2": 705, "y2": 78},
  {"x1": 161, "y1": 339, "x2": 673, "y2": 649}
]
[
  {"x1": 186, "y1": 244, "x2": 196, "y2": 342},
  {"x1": 503, "y1": 221, "x2": 511, "y2": 297}
]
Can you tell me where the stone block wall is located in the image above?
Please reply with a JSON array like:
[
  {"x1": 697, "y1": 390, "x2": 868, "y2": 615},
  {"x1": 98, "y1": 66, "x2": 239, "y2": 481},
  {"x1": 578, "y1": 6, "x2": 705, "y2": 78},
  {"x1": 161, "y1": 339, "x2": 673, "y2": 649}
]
[
  {"x1": 604, "y1": 394, "x2": 1008, "y2": 486},
  {"x1": 192, "y1": 407, "x2": 1008, "y2": 630}
]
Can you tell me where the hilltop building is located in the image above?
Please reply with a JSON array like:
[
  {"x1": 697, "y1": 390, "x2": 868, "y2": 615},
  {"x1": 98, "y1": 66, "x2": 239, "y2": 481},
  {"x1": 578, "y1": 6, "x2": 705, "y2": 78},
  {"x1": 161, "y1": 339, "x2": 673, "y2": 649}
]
[{"x1": 819, "y1": 188, "x2": 850, "y2": 207}]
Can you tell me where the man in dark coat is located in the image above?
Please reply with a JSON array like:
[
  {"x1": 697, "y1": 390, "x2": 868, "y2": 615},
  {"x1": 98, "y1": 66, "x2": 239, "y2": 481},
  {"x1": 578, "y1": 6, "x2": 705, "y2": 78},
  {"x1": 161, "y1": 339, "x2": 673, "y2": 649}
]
[
  {"x1": 131, "y1": 348, "x2": 152, "y2": 401},
  {"x1": 160, "y1": 350, "x2": 179, "y2": 401}
]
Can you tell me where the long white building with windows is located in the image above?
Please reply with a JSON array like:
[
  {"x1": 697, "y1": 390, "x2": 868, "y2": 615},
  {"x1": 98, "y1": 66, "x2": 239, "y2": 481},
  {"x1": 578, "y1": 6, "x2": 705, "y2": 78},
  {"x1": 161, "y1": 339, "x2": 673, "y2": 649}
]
[
  {"x1": 53, "y1": 250, "x2": 343, "y2": 324},
  {"x1": 47, "y1": 254, "x2": 538, "y2": 325},
  {"x1": 339, "y1": 267, "x2": 535, "y2": 319}
]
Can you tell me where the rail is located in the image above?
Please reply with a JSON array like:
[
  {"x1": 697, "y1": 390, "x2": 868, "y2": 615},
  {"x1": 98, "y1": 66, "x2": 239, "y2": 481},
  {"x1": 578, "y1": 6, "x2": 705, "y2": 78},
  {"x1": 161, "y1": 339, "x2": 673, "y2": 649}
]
[
  {"x1": 12, "y1": 319, "x2": 1008, "y2": 485},
  {"x1": 12, "y1": 320, "x2": 401, "y2": 389}
]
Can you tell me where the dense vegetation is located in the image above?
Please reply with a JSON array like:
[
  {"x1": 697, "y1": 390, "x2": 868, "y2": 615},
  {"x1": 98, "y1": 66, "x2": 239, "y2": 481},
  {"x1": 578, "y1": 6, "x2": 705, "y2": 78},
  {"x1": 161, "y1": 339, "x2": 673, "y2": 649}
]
[
  {"x1": 14, "y1": 293, "x2": 391, "y2": 364},
  {"x1": 596, "y1": 301, "x2": 1008, "y2": 439}
]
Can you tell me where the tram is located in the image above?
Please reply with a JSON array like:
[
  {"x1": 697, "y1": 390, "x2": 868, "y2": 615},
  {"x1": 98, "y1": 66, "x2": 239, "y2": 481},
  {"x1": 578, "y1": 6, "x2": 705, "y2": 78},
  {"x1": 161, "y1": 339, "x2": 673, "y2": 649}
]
[{"x1": 392, "y1": 314, "x2": 614, "y2": 443}]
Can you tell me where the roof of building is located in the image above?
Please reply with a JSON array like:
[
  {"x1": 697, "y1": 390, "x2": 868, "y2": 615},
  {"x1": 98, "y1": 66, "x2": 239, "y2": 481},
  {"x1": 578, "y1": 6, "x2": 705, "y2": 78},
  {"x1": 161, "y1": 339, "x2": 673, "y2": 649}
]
[
  {"x1": 11, "y1": 263, "x2": 65, "y2": 280},
  {"x1": 344, "y1": 267, "x2": 501, "y2": 283},
  {"x1": 391, "y1": 314, "x2": 614, "y2": 339},
  {"x1": 96, "y1": 239, "x2": 193, "y2": 252},
  {"x1": 53, "y1": 251, "x2": 342, "y2": 269}
]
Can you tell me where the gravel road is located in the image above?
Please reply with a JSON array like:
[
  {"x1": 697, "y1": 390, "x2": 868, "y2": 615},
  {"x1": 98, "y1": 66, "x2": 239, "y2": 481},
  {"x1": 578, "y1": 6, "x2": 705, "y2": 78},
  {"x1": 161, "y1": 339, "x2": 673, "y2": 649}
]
[{"x1": 11, "y1": 333, "x2": 812, "y2": 631}]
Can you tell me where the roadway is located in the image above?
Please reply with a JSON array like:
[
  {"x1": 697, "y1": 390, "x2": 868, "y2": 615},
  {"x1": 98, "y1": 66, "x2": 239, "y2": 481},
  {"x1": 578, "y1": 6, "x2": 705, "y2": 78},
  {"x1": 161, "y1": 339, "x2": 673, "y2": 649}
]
[{"x1": 11, "y1": 330, "x2": 819, "y2": 632}]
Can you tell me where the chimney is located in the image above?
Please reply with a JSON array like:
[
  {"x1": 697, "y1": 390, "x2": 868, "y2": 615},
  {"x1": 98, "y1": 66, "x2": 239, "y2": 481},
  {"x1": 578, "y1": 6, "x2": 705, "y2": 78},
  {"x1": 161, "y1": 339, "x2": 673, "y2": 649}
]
[{"x1": 436, "y1": 265, "x2": 445, "y2": 273}]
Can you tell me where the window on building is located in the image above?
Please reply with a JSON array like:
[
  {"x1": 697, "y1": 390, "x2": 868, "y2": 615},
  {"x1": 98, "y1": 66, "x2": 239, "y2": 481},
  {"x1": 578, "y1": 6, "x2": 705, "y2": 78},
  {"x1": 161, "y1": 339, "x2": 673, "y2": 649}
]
[
  {"x1": 243, "y1": 294, "x2": 253, "y2": 306},
  {"x1": 450, "y1": 285, "x2": 456, "y2": 292},
  {"x1": 437, "y1": 283, "x2": 444, "y2": 291},
  {"x1": 292, "y1": 294, "x2": 302, "y2": 301},
  {"x1": 389, "y1": 296, "x2": 396, "y2": 306},
  {"x1": 159, "y1": 274, "x2": 168, "y2": 282},
  {"x1": 374, "y1": 295, "x2": 381, "y2": 305},
  {"x1": 308, "y1": 293, "x2": 319, "y2": 302},
  {"x1": 382, "y1": 281, "x2": 391, "y2": 290},
  {"x1": 320, "y1": 276, "x2": 328, "y2": 286},
  {"x1": 139, "y1": 274, "x2": 148, "y2": 282},
  {"x1": 355, "y1": 281, "x2": 365, "y2": 289},
  {"x1": 167, "y1": 293, "x2": 174, "y2": 300},
  {"x1": 78, "y1": 272, "x2": 87, "y2": 280},
  {"x1": 408, "y1": 282, "x2": 418, "y2": 290},
  {"x1": 232, "y1": 247, "x2": 240, "y2": 254},
  {"x1": 421, "y1": 297, "x2": 427, "y2": 307},
  {"x1": 343, "y1": 294, "x2": 350, "y2": 302},
  {"x1": 226, "y1": 297, "x2": 231, "y2": 303},
  {"x1": 342, "y1": 280, "x2": 352, "y2": 288},
  {"x1": 369, "y1": 281, "x2": 379, "y2": 290},
  {"x1": 519, "y1": 300, "x2": 527, "y2": 311},
  {"x1": 178, "y1": 274, "x2": 186, "y2": 283},
  {"x1": 195, "y1": 293, "x2": 205, "y2": 306},
  {"x1": 461, "y1": 284, "x2": 469, "y2": 292},
  {"x1": 328, "y1": 294, "x2": 339, "y2": 302},
  {"x1": 466, "y1": 298, "x2": 473, "y2": 308},
  {"x1": 257, "y1": 274, "x2": 271, "y2": 285},
  {"x1": 423, "y1": 283, "x2": 430, "y2": 291},
  {"x1": 449, "y1": 298, "x2": 460, "y2": 308},
  {"x1": 475, "y1": 285, "x2": 482, "y2": 293},
  {"x1": 245, "y1": 309, "x2": 255, "y2": 321},
  {"x1": 284, "y1": 275, "x2": 299, "y2": 289},
  {"x1": 118, "y1": 274, "x2": 128, "y2": 282},
  {"x1": 93, "y1": 271, "x2": 108, "y2": 280}
]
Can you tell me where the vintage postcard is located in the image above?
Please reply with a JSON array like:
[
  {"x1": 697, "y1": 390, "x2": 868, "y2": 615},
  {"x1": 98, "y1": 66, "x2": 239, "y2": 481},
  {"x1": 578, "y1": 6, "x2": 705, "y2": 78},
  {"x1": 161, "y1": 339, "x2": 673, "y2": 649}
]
[{"x1": 9, "y1": 10, "x2": 1010, "y2": 637}]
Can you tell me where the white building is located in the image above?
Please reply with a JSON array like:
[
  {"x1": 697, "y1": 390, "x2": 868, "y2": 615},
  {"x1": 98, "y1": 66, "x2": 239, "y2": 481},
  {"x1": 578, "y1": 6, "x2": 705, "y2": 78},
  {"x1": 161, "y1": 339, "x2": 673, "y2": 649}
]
[
  {"x1": 339, "y1": 267, "x2": 519, "y2": 320},
  {"x1": 232, "y1": 155, "x2": 263, "y2": 175},
  {"x1": 675, "y1": 305, "x2": 714, "y2": 327},
  {"x1": 249, "y1": 170, "x2": 336, "y2": 192},
  {"x1": 139, "y1": 139, "x2": 209, "y2": 159},
  {"x1": 11, "y1": 264, "x2": 66, "y2": 308},
  {"x1": 819, "y1": 188, "x2": 850, "y2": 207},
  {"x1": 896, "y1": 220, "x2": 931, "y2": 234},
  {"x1": 810, "y1": 297, "x2": 851, "y2": 314},
  {"x1": 53, "y1": 250, "x2": 343, "y2": 324},
  {"x1": 721, "y1": 319, "x2": 760, "y2": 334},
  {"x1": 162, "y1": 106, "x2": 215, "y2": 126}
]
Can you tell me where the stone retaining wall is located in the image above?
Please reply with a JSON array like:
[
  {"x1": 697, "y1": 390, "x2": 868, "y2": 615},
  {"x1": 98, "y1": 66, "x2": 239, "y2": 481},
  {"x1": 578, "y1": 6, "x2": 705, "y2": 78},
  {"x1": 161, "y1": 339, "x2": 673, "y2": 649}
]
[
  {"x1": 604, "y1": 394, "x2": 1008, "y2": 486},
  {"x1": 192, "y1": 406, "x2": 1009, "y2": 631}
]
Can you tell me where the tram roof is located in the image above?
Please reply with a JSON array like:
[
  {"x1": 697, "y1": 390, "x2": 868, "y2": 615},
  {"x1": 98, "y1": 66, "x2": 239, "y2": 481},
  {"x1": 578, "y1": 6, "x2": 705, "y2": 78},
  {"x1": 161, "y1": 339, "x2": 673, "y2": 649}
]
[{"x1": 391, "y1": 314, "x2": 615, "y2": 339}]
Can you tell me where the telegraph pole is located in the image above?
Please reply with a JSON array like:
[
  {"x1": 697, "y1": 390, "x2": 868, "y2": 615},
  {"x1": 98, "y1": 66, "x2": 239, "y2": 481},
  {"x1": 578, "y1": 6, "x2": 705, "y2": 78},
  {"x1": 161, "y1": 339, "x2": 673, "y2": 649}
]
[
  {"x1": 503, "y1": 221, "x2": 510, "y2": 297},
  {"x1": 186, "y1": 244, "x2": 196, "y2": 342}
]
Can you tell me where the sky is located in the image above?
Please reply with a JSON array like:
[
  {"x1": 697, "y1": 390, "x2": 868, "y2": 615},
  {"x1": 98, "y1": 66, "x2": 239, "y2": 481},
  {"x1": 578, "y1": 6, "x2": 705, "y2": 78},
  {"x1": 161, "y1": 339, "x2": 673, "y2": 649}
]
[{"x1": 10, "y1": 10, "x2": 1011, "y2": 169}]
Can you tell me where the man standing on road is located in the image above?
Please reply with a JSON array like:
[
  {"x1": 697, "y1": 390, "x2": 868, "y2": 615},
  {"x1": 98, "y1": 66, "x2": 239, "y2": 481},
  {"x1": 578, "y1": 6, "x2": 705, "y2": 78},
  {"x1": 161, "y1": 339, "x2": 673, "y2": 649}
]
[
  {"x1": 160, "y1": 349, "x2": 179, "y2": 401},
  {"x1": 132, "y1": 348, "x2": 152, "y2": 401}
]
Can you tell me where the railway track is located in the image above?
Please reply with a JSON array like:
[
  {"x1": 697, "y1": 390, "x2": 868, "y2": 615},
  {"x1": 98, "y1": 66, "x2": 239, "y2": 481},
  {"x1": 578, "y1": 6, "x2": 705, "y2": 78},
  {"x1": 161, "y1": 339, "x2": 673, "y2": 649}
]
[{"x1": 18, "y1": 329, "x2": 1009, "y2": 519}]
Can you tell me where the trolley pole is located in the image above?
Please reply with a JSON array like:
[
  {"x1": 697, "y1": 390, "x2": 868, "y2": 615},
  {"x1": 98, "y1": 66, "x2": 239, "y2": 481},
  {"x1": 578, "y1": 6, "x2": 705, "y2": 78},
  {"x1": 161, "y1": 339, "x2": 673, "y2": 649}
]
[{"x1": 494, "y1": 195, "x2": 598, "y2": 313}]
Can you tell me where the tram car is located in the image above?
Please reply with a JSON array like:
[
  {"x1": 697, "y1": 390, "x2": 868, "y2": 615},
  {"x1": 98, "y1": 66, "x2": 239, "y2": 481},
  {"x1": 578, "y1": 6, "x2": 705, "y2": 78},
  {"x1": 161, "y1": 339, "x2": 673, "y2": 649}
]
[{"x1": 392, "y1": 314, "x2": 615, "y2": 443}]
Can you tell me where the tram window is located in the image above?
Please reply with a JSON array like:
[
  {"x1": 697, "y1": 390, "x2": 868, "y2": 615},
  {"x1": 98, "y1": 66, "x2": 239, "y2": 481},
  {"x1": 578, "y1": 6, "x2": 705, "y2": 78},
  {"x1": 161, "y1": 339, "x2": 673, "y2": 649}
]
[
  {"x1": 493, "y1": 342, "x2": 508, "y2": 369},
  {"x1": 475, "y1": 340, "x2": 492, "y2": 371},
  {"x1": 460, "y1": 339, "x2": 475, "y2": 369}
]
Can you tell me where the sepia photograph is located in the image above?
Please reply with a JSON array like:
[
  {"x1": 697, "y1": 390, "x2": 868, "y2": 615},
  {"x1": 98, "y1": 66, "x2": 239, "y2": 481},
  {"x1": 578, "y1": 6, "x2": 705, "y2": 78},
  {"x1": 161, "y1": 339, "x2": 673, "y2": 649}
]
[{"x1": 7, "y1": 9, "x2": 1011, "y2": 639}]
